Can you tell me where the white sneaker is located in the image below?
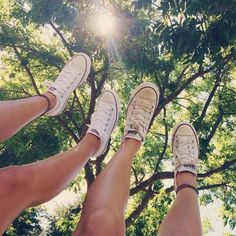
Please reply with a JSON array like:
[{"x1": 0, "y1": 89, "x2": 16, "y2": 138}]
[
  {"x1": 172, "y1": 121, "x2": 199, "y2": 189},
  {"x1": 123, "y1": 82, "x2": 160, "y2": 143},
  {"x1": 46, "y1": 53, "x2": 91, "y2": 116},
  {"x1": 86, "y1": 90, "x2": 121, "y2": 158}
]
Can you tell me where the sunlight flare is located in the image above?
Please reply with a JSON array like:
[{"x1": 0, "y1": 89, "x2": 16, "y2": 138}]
[{"x1": 95, "y1": 9, "x2": 117, "y2": 36}]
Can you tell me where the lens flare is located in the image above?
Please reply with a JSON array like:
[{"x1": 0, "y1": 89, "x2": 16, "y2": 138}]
[{"x1": 95, "y1": 10, "x2": 117, "y2": 36}]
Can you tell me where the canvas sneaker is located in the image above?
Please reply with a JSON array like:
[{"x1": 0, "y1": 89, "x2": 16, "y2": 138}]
[
  {"x1": 46, "y1": 53, "x2": 91, "y2": 116},
  {"x1": 86, "y1": 90, "x2": 121, "y2": 158},
  {"x1": 171, "y1": 121, "x2": 199, "y2": 189},
  {"x1": 123, "y1": 82, "x2": 160, "y2": 143}
]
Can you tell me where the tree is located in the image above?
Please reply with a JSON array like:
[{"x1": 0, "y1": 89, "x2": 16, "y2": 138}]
[
  {"x1": 45, "y1": 200, "x2": 82, "y2": 236},
  {"x1": 3, "y1": 207, "x2": 46, "y2": 236},
  {"x1": 0, "y1": 0, "x2": 235, "y2": 234}
]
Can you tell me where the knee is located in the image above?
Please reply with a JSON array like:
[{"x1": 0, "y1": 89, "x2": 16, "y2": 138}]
[{"x1": 74, "y1": 209, "x2": 124, "y2": 236}]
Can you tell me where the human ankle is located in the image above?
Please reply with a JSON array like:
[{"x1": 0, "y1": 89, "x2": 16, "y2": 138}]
[
  {"x1": 121, "y1": 138, "x2": 141, "y2": 152},
  {"x1": 123, "y1": 138, "x2": 141, "y2": 146},
  {"x1": 85, "y1": 133, "x2": 101, "y2": 156},
  {"x1": 43, "y1": 92, "x2": 57, "y2": 110},
  {"x1": 176, "y1": 172, "x2": 197, "y2": 188}
]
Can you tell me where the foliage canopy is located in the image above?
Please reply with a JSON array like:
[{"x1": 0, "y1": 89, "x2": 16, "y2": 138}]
[{"x1": 0, "y1": 0, "x2": 236, "y2": 234}]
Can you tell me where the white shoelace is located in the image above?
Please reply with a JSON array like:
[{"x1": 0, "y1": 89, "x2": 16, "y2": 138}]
[
  {"x1": 176, "y1": 136, "x2": 197, "y2": 164},
  {"x1": 128, "y1": 96, "x2": 155, "y2": 134},
  {"x1": 44, "y1": 69, "x2": 79, "y2": 97},
  {"x1": 90, "y1": 102, "x2": 113, "y2": 136}
]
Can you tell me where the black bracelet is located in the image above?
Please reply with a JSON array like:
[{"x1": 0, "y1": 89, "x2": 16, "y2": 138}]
[
  {"x1": 176, "y1": 184, "x2": 199, "y2": 195},
  {"x1": 38, "y1": 94, "x2": 51, "y2": 114}
]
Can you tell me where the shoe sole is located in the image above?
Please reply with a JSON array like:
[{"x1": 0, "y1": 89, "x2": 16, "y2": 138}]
[
  {"x1": 171, "y1": 121, "x2": 199, "y2": 152},
  {"x1": 48, "y1": 53, "x2": 91, "y2": 116},
  {"x1": 126, "y1": 82, "x2": 160, "y2": 113},
  {"x1": 73, "y1": 52, "x2": 91, "y2": 86}
]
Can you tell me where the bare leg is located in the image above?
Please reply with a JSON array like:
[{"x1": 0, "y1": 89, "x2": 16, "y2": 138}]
[
  {"x1": 0, "y1": 134, "x2": 99, "y2": 234},
  {"x1": 73, "y1": 139, "x2": 141, "y2": 236},
  {"x1": 0, "y1": 92, "x2": 56, "y2": 142},
  {"x1": 0, "y1": 52, "x2": 91, "y2": 142},
  {"x1": 73, "y1": 82, "x2": 159, "y2": 236},
  {"x1": 158, "y1": 173, "x2": 202, "y2": 236}
]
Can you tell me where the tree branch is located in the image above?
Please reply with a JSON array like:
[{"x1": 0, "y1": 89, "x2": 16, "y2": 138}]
[
  {"x1": 154, "y1": 108, "x2": 168, "y2": 172},
  {"x1": 130, "y1": 158, "x2": 236, "y2": 196},
  {"x1": 84, "y1": 162, "x2": 95, "y2": 188},
  {"x1": 85, "y1": 71, "x2": 97, "y2": 122},
  {"x1": 172, "y1": 100, "x2": 195, "y2": 115},
  {"x1": 163, "y1": 65, "x2": 215, "y2": 110},
  {"x1": 49, "y1": 21, "x2": 73, "y2": 57},
  {"x1": 198, "y1": 183, "x2": 228, "y2": 191},
  {"x1": 96, "y1": 57, "x2": 110, "y2": 93},
  {"x1": 198, "y1": 158, "x2": 236, "y2": 178},
  {"x1": 94, "y1": 139, "x2": 111, "y2": 176},
  {"x1": 55, "y1": 116, "x2": 79, "y2": 143},
  {"x1": 126, "y1": 190, "x2": 155, "y2": 227},
  {"x1": 203, "y1": 109, "x2": 224, "y2": 149},
  {"x1": 65, "y1": 110, "x2": 81, "y2": 134},
  {"x1": 132, "y1": 166, "x2": 140, "y2": 185},
  {"x1": 74, "y1": 91, "x2": 86, "y2": 124},
  {"x1": 130, "y1": 171, "x2": 173, "y2": 196},
  {"x1": 12, "y1": 45, "x2": 40, "y2": 95},
  {"x1": 176, "y1": 65, "x2": 190, "y2": 86},
  {"x1": 0, "y1": 89, "x2": 32, "y2": 97},
  {"x1": 194, "y1": 67, "x2": 222, "y2": 130},
  {"x1": 149, "y1": 65, "x2": 216, "y2": 131}
]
